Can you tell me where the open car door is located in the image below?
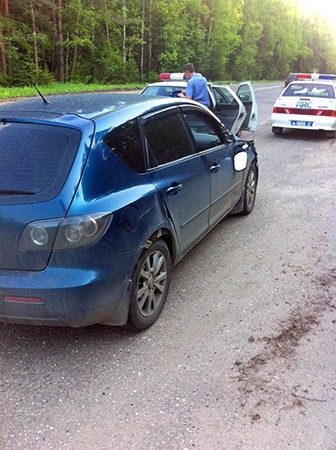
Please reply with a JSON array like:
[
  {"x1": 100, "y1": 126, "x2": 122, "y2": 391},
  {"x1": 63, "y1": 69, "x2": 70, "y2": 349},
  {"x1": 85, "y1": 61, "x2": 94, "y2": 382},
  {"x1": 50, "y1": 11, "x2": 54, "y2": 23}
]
[
  {"x1": 236, "y1": 81, "x2": 258, "y2": 132},
  {"x1": 209, "y1": 84, "x2": 246, "y2": 136}
]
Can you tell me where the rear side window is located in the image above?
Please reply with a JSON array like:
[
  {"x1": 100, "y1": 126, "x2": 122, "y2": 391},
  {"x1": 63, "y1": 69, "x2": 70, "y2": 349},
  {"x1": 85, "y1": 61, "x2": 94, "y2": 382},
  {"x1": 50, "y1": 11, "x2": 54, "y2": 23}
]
[
  {"x1": 283, "y1": 83, "x2": 335, "y2": 98},
  {"x1": 143, "y1": 110, "x2": 195, "y2": 167},
  {"x1": 0, "y1": 122, "x2": 80, "y2": 204},
  {"x1": 104, "y1": 119, "x2": 145, "y2": 173}
]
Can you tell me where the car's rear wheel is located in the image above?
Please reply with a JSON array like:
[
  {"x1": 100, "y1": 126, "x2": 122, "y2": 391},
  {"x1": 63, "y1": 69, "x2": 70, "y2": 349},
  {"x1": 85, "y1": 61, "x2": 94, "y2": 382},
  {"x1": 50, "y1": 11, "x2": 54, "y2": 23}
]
[
  {"x1": 272, "y1": 126, "x2": 283, "y2": 135},
  {"x1": 325, "y1": 130, "x2": 336, "y2": 139},
  {"x1": 129, "y1": 239, "x2": 172, "y2": 330},
  {"x1": 240, "y1": 163, "x2": 257, "y2": 215}
]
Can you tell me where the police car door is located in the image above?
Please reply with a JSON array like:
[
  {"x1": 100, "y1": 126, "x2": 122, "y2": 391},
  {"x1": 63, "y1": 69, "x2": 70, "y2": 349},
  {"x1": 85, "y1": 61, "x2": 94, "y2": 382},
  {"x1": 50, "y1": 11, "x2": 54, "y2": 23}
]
[
  {"x1": 236, "y1": 81, "x2": 258, "y2": 132},
  {"x1": 210, "y1": 84, "x2": 246, "y2": 135}
]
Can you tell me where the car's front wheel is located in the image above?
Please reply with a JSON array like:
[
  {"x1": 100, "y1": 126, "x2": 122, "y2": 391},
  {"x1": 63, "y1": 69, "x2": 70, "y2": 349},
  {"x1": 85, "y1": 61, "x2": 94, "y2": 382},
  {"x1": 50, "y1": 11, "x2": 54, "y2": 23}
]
[
  {"x1": 129, "y1": 239, "x2": 172, "y2": 330},
  {"x1": 240, "y1": 163, "x2": 257, "y2": 215},
  {"x1": 272, "y1": 126, "x2": 283, "y2": 135}
]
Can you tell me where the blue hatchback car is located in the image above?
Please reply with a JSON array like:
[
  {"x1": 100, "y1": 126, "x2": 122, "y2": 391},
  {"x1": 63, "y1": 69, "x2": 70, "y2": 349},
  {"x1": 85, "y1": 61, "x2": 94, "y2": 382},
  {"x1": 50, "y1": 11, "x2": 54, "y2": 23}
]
[{"x1": 0, "y1": 93, "x2": 258, "y2": 330}]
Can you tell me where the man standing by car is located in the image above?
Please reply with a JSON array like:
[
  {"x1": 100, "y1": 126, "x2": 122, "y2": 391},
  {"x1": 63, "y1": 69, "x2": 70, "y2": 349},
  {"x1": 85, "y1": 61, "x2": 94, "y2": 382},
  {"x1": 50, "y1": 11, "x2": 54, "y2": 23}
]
[{"x1": 178, "y1": 63, "x2": 210, "y2": 108}]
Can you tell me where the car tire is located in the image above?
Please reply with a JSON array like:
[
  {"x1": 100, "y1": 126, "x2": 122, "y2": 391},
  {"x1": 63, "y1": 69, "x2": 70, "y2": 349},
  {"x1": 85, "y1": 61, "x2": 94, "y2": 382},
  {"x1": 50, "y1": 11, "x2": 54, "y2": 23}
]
[
  {"x1": 129, "y1": 239, "x2": 172, "y2": 330},
  {"x1": 272, "y1": 126, "x2": 283, "y2": 135},
  {"x1": 240, "y1": 163, "x2": 258, "y2": 215},
  {"x1": 325, "y1": 130, "x2": 336, "y2": 139}
]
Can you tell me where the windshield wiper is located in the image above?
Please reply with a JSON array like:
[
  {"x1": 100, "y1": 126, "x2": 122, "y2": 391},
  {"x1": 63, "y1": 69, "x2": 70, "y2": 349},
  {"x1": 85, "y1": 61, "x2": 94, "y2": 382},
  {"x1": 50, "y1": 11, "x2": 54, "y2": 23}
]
[{"x1": 0, "y1": 189, "x2": 35, "y2": 195}]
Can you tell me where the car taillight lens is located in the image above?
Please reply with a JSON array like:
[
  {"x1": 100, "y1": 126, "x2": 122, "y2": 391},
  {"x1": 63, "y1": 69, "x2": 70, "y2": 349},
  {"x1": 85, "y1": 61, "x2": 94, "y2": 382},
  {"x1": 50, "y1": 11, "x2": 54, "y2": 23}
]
[
  {"x1": 273, "y1": 106, "x2": 336, "y2": 116},
  {"x1": 315, "y1": 110, "x2": 336, "y2": 117},
  {"x1": 19, "y1": 213, "x2": 112, "y2": 251},
  {"x1": 273, "y1": 106, "x2": 290, "y2": 113}
]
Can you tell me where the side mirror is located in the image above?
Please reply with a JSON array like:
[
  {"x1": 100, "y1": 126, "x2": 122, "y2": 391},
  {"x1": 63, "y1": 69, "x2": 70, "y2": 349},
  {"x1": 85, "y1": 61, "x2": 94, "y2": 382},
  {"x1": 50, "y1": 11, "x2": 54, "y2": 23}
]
[
  {"x1": 239, "y1": 130, "x2": 255, "y2": 140},
  {"x1": 234, "y1": 151, "x2": 248, "y2": 171}
]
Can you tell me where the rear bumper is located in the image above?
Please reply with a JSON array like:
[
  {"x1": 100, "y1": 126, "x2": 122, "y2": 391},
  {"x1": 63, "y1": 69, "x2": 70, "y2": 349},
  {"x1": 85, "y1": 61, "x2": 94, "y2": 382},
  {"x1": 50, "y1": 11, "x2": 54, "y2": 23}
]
[
  {"x1": 0, "y1": 247, "x2": 136, "y2": 327},
  {"x1": 271, "y1": 113, "x2": 336, "y2": 131}
]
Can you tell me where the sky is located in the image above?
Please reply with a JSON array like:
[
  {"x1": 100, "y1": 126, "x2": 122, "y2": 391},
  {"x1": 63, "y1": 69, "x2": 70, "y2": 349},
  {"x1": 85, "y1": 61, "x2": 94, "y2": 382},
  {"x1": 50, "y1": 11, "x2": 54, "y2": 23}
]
[{"x1": 296, "y1": 0, "x2": 336, "y2": 32}]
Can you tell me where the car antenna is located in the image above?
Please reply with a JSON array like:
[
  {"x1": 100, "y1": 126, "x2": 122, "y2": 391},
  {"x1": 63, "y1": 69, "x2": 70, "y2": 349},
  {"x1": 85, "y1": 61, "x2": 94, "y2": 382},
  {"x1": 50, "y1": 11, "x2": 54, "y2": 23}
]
[{"x1": 33, "y1": 85, "x2": 50, "y2": 104}]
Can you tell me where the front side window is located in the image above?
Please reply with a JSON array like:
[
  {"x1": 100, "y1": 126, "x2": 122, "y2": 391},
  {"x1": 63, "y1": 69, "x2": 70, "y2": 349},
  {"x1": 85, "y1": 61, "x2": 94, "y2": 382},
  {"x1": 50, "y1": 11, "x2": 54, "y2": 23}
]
[
  {"x1": 104, "y1": 119, "x2": 145, "y2": 173},
  {"x1": 143, "y1": 109, "x2": 195, "y2": 167},
  {"x1": 182, "y1": 110, "x2": 224, "y2": 152}
]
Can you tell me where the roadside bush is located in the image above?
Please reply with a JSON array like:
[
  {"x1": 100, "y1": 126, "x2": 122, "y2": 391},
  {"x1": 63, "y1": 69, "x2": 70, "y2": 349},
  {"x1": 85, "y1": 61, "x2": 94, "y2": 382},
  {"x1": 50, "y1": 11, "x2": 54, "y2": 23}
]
[
  {"x1": 6, "y1": 63, "x2": 54, "y2": 87},
  {"x1": 0, "y1": 75, "x2": 11, "y2": 87}
]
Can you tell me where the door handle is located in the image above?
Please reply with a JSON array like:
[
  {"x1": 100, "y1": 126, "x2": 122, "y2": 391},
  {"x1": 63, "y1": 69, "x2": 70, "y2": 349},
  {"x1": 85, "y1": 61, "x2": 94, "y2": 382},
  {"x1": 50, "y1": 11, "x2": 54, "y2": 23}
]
[
  {"x1": 210, "y1": 163, "x2": 221, "y2": 173},
  {"x1": 166, "y1": 183, "x2": 183, "y2": 196}
]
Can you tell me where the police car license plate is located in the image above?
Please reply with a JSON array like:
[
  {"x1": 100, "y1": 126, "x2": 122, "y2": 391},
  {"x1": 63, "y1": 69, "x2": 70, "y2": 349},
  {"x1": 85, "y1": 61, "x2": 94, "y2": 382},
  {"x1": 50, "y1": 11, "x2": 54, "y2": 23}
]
[{"x1": 291, "y1": 120, "x2": 313, "y2": 127}]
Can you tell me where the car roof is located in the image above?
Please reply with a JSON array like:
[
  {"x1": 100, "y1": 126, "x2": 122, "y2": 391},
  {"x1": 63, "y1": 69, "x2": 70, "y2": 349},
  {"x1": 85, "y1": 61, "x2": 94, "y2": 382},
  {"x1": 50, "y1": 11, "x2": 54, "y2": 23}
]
[{"x1": 0, "y1": 92, "x2": 193, "y2": 121}]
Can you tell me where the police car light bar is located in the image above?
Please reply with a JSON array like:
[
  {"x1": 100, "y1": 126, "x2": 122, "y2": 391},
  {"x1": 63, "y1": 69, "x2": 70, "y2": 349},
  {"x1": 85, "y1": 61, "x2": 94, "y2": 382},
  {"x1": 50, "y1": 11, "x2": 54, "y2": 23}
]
[
  {"x1": 295, "y1": 73, "x2": 336, "y2": 81},
  {"x1": 158, "y1": 73, "x2": 186, "y2": 81},
  {"x1": 296, "y1": 73, "x2": 312, "y2": 80},
  {"x1": 319, "y1": 74, "x2": 336, "y2": 80}
]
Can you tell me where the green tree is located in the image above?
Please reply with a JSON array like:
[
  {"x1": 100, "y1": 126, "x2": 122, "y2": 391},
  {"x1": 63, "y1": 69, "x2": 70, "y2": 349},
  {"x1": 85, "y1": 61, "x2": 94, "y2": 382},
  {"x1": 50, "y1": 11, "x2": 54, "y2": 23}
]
[
  {"x1": 1, "y1": 0, "x2": 336, "y2": 86},
  {"x1": 204, "y1": 0, "x2": 243, "y2": 80}
]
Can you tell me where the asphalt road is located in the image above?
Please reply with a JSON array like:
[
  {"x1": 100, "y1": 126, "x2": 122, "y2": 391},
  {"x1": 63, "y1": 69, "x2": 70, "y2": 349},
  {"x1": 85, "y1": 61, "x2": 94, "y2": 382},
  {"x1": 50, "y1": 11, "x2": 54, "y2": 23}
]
[{"x1": 1, "y1": 84, "x2": 336, "y2": 450}]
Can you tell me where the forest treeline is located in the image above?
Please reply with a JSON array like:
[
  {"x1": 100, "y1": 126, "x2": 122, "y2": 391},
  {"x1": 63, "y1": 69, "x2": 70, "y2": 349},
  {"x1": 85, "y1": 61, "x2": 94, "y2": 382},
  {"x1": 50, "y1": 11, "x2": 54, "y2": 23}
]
[{"x1": 0, "y1": 0, "x2": 336, "y2": 86}]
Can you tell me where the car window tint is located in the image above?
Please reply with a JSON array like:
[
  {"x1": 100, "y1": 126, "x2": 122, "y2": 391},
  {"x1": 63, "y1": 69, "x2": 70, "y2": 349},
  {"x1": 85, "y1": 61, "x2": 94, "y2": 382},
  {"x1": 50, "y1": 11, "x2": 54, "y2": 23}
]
[
  {"x1": 143, "y1": 110, "x2": 195, "y2": 167},
  {"x1": 0, "y1": 122, "x2": 80, "y2": 204},
  {"x1": 283, "y1": 83, "x2": 335, "y2": 99},
  {"x1": 104, "y1": 119, "x2": 145, "y2": 173},
  {"x1": 182, "y1": 110, "x2": 223, "y2": 152}
]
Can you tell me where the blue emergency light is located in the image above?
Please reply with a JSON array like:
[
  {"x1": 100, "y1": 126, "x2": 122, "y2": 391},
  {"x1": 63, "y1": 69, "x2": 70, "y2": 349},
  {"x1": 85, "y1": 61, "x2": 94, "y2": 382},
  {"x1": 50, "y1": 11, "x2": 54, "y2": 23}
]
[{"x1": 318, "y1": 74, "x2": 336, "y2": 80}]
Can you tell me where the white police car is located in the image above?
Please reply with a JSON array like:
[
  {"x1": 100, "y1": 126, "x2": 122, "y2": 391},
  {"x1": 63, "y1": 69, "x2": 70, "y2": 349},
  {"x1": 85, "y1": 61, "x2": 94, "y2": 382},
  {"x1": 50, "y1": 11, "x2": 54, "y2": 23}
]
[
  {"x1": 271, "y1": 73, "x2": 336, "y2": 138},
  {"x1": 140, "y1": 73, "x2": 258, "y2": 136}
]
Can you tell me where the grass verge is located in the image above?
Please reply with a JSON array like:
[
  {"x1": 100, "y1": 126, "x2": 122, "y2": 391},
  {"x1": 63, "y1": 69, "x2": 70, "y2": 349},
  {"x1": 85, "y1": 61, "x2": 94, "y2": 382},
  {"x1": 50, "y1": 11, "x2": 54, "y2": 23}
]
[{"x1": 0, "y1": 82, "x2": 144, "y2": 100}]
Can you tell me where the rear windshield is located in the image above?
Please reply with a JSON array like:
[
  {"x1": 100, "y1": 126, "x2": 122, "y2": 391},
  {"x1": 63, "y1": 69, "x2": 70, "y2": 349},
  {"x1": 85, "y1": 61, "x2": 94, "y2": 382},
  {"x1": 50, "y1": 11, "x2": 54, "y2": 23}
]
[
  {"x1": 283, "y1": 83, "x2": 335, "y2": 99},
  {"x1": 0, "y1": 122, "x2": 81, "y2": 204}
]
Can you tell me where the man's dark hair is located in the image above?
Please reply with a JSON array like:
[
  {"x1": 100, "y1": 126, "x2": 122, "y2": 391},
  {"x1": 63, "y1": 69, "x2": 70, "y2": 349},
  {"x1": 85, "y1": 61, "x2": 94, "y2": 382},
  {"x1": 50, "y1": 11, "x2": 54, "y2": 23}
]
[{"x1": 183, "y1": 63, "x2": 195, "y2": 73}]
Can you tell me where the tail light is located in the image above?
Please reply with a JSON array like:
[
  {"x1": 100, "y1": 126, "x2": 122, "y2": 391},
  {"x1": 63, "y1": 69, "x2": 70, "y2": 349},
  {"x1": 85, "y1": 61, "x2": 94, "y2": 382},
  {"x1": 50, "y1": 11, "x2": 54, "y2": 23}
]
[
  {"x1": 273, "y1": 106, "x2": 290, "y2": 114},
  {"x1": 19, "y1": 213, "x2": 112, "y2": 251},
  {"x1": 4, "y1": 296, "x2": 43, "y2": 303},
  {"x1": 273, "y1": 106, "x2": 335, "y2": 116}
]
